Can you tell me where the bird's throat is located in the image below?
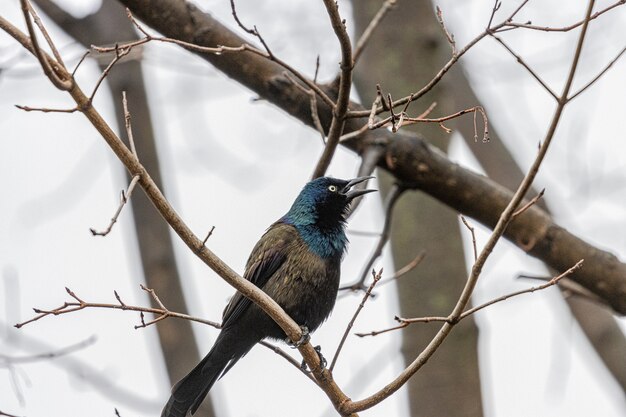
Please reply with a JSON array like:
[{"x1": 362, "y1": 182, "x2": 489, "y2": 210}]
[{"x1": 295, "y1": 223, "x2": 347, "y2": 260}]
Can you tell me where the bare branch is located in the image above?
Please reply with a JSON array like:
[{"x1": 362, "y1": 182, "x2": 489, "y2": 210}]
[
  {"x1": 340, "y1": 183, "x2": 404, "y2": 291},
  {"x1": 89, "y1": 43, "x2": 132, "y2": 103},
  {"x1": 436, "y1": 6, "x2": 456, "y2": 56},
  {"x1": 368, "y1": 105, "x2": 490, "y2": 142},
  {"x1": 284, "y1": 72, "x2": 326, "y2": 143},
  {"x1": 359, "y1": 260, "x2": 584, "y2": 337},
  {"x1": 25, "y1": 0, "x2": 66, "y2": 68},
  {"x1": 402, "y1": 259, "x2": 584, "y2": 324},
  {"x1": 15, "y1": 287, "x2": 221, "y2": 330},
  {"x1": 460, "y1": 216, "x2": 478, "y2": 262},
  {"x1": 229, "y1": 0, "x2": 273, "y2": 57},
  {"x1": 512, "y1": 188, "x2": 545, "y2": 219},
  {"x1": 90, "y1": 174, "x2": 140, "y2": 237},
  {"x1": 330, "y1": 269, "x2": 383, "y2": 372},
  {"x1": 90, "y1": 91, "x2": 141, "y2": 237},
  {"x1": 202, "y1": 225, "x2": 216, "y2": 246},
  {"x1": 259, "y1": 341, "x2": 318, "y2": 384},
  {"x1": 569, "y1": 45, "x2": 626, "y2": 101},
  {"x1": 19, "y1": 0, "x2": 72, "y2": 90},
  {"x1": 503, "y1": 0, "x2": 625, "y2": 32},
  {"x1": 490, "y1": 34, "x2": 558, "y2": 100},
  {"x1": 377, "y1": 251, "x2": 426, "y2": 288},
  {"x1": 486, "y1": 0, "x2": 502, "y2": 30},
  {"x1": 312, "y1": 0, "x2": 353, "y2": 178},
  {"x1": 122, "y1": 91, "x2": 138, "y2": 158},
  {"x1": 15, "y1": 104, "x2": 78, "y2": 113},
  {"x1": 353, "y1": 0, "x2": 396, "y2": 64}
]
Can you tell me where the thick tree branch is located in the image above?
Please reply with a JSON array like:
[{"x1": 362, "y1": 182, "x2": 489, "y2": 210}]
[{"x1": 115, "y1": 0, "x2": 626, "y2": 314}]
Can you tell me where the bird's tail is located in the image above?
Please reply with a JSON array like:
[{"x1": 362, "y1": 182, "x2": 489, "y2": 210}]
[{"x1": 161, "y1": 332, "x2": 256, "y2": 417}]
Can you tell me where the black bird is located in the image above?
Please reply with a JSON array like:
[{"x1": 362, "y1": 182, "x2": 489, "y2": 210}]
[{"x1": 162, "y1": 176, "x2": 375, "y2": 417}]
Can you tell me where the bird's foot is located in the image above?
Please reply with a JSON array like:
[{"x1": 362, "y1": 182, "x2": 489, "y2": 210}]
[
  {"x1": 300, "y1": 345, "x2": 327, "y2": 372},
  {"x1": 286, "y1": 325, "x2": 310, "y2": 348}
]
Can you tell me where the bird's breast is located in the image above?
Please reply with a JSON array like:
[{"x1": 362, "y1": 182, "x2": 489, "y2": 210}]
[{"x1": 262, "y1": 240, "x2": 341, "y2": 334}]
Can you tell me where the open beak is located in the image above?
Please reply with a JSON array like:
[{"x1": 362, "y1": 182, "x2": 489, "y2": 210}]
[{"x1": 341, "y1": 176, "x2": 377, "y2": 200}]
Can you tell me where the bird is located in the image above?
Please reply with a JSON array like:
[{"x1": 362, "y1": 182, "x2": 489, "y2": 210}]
[{"x1": 162, "y1": 176, "x2": 375, "y2": 417}]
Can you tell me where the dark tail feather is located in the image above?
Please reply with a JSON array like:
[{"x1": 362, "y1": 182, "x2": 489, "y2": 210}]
[
  {"x1": 161, "y1": 332, "x2": 257, "y2": 417},
  {"x1": 161, "y1": 353, "x2": 223, "y2": 417}
]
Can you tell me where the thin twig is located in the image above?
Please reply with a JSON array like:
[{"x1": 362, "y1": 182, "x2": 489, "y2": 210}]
[
  {"x1": 313, "y1": 55, "x2": 320, "y2": 83},
  {"x1": 340, "y1": 184, "x2": 404, "y2": 291},
  {"x1": 71, "y1": 50, "x2": 90, "y2": 77},
  {"x1": 229, "y1": 0, "x2": 273, "y2": 56},
  {"x1": 369, "y1": 105, "x2": 489, "y2": 142},
  {"x1": 14, "y1": 286, "x2": 221, "y2": 330},
  {"x1": 353, "y1": 0, "x2": 396, "y2": 64},
  {"x1": 359, "y1": 260, "x2": 584, "y2": 336},
  {"x1": 460, "y1": 216, "x2": 478, "y2": 262},
  {"x1": 284, "y1": 72, "x2": 326, "y2": 143},
  {"x1": 486, "y1": 0, "x2": 502, "y2": 29},
  {"x1": 89, "y1": 176, "x2": 140, "y2": 237},
  {"x1": 90, "y1": 91, "x2": 141, "y2": 236},
  {"x1": 312, "y1": 0, "x2": 353, "y2": 178},
  {"x1": 202, "y1": 225, "x2": 216, "y2": 246},
  {"x1": 402, "y1": 259, "x2": 584, "y2": 324},
  {"x1": 15, "y1": 104, "x2": 78, "y2": 113},
  {"x1": 354, "y1": 322, "x2": 408, "y2": 338},
  {"x1": 436, "y1": 6, "x2": 456, "y2": 56},
  {"x1": 414, "y1": 102, "x2": 437, "y2": 120},
  {"x1": 122, "y1": 91, "x2": 138, "y2": 158},
  {"x1": 376, "y1": 251, "x2": 426, "y2": 288},
  {"x1": 330, "y1": 269, "x2": 383, "y2": 372},
  {"x1": 26, "y1": 1, "x2": 66, "y2": 69},
  {"x1": 490, "y1": 34, "x2": 558, "y2": 100},
  {"x1": 259, "y1": 341, "x2": 318, "y2": 384},
  {"x1": 569, "y1": 45, "x2": 626, "y2": 101},
  {"x1": 502, "y1": 0, "x2": 625, "y2": 32},
  {"x1": 19, "y1": 0, "x2": 72, "y2": 90},
  {"x1": 512, "y1": 188, "x2": 545, "y2": 218},
  {"x1": 89, "y1": 44, "x2": 131, "y2": 103}
]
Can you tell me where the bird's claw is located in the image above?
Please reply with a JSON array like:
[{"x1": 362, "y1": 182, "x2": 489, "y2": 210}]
[
  {"x1": 300, "y1": 345, "x2": 327, "y2": 372},
  {"x1": 286, "y1": 325, "x2": 310, "y2": 348}
]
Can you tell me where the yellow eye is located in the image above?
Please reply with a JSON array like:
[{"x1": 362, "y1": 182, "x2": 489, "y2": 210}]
[{"x1": 328, "y1": 185, "x2": 338, "y2": 192}]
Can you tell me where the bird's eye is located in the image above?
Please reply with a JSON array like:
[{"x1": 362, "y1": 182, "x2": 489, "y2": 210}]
[{"x1": 328, "y1": 185, "x2": 338, "y2": 192}]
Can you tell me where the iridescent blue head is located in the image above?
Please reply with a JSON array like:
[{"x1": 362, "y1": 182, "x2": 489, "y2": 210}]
[{"x1": 281, "y1": 176, "x2": 376, "y2": 259}]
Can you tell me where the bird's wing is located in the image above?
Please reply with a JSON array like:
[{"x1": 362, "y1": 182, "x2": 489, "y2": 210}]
[{"x1": 221, "y1": 223, "x2": 294, "y2": 329}]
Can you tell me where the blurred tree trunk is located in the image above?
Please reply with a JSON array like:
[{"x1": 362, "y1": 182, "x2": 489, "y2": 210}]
[
  {"x1": 352, "y1": 2, "x2": 483, "y2": 416},
  {"x1": 33, "y1": 1, "x2": 217, "y2": 415}
]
